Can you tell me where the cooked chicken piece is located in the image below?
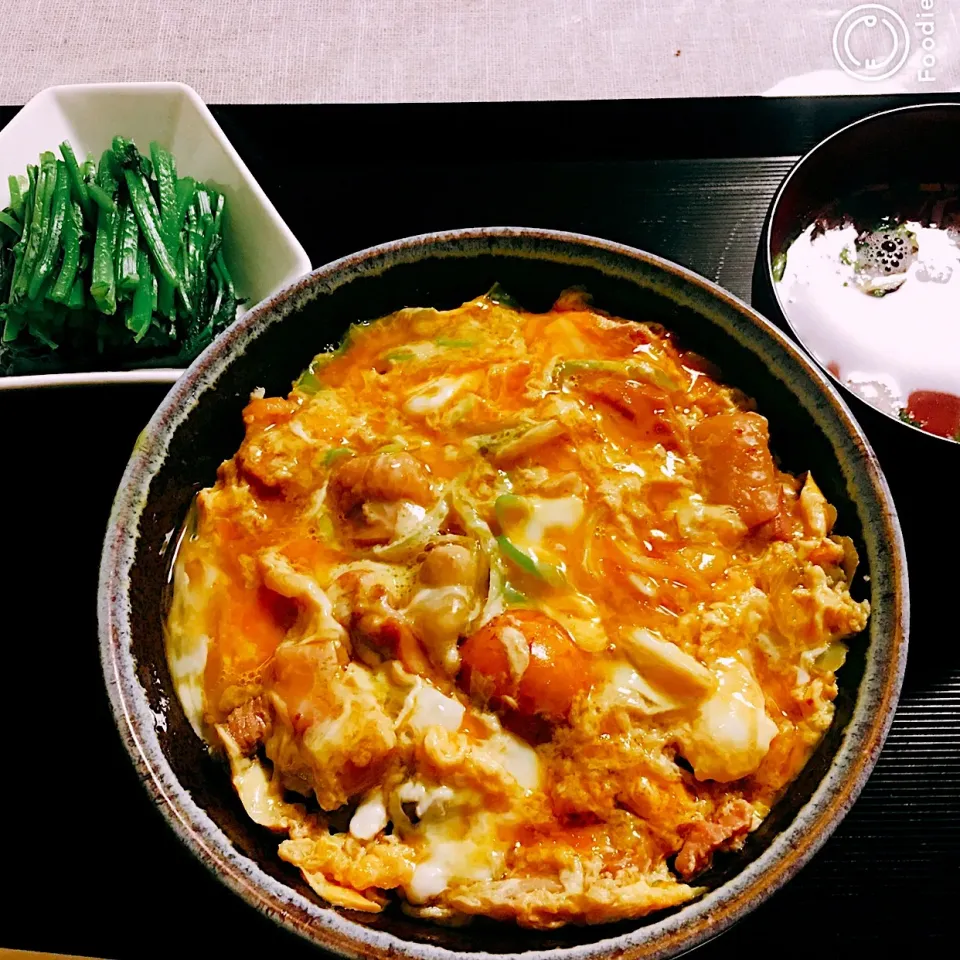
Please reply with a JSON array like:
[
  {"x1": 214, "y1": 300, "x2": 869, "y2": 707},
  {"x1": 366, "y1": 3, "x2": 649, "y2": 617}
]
[
  {"x1": 581, "y1": 376, "x2": 681, "y2": 449},
  {"x1": 252, "y1": 553, "x2": 399, "y2": 808},
  {"x1": 225, "y1": 695, "x2": 273, "y2": 756},
  {"x1": 692, "y1": 412, "x2": 780, "y2": 529},
  {"x1": 328, "y1": 565, "x2": 408, "y2": 666},
  {"x1": 417, "y1": 542, "x2": 477, "y2": 587},
  {"x1": 355, "y1": 501, "x2": 414, "y2": 545},
  {"x1": 235, "y1": 397, "x2": 308, "y2": 491},
  {"x1": 406, "y1": 587, "x2": 474, "y2": 676},
  {"x1": 329, "y1": 566, "x2": 400, "y2": 627},
  {"x1": 265, "y1": 643, "x2": 397, "y2": 810},
  {"x1": 405, "y1": 541, "x2": 482, "y2": 676},
  {"x1": 328, "y1": 452, "x2": 435, "y2": 543},
  {"x1": 674, "y1": 798, "x2": 755, "y2": 879},
  {"x1": 329, "y1": 564, "x2": 454, "y2": 685}
]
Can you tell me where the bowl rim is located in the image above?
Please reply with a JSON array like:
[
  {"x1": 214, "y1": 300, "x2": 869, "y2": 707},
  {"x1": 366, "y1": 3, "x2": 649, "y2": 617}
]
[
  {"x1": 99, "y1": 226, "x2": 908, "y2": 960},
  {"x1": 0, "y1": 368, "x2": 184, "y2": 391},
  {"x1": 763, "y1": 99, "x2": 960, "y2": 447}
]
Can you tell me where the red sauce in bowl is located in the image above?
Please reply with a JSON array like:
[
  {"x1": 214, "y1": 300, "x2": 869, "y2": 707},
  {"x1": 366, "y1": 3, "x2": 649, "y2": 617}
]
[{"x1": 905, "y1": 391, "x2": 960, "y2": 440}]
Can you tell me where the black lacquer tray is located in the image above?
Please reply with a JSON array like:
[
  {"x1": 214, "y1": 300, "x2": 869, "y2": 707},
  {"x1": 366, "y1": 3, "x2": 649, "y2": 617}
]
[{"x1": 1, "y1": 95, "x2": 956, "y2": 959}]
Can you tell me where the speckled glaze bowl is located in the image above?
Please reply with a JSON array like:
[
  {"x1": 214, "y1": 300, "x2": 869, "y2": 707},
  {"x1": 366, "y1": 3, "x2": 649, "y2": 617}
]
[{"x1": 99, "y1": 228, "x2": 908, "y2": 960}]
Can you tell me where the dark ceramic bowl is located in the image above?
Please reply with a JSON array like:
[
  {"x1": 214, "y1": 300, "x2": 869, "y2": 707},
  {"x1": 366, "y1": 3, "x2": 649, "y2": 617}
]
[
  {"x1": 763, "y1": 102, "x2": 960, "y2": 447},
  {"x1": 99, "y1": 228, "x2": 908, "y2": 960}
]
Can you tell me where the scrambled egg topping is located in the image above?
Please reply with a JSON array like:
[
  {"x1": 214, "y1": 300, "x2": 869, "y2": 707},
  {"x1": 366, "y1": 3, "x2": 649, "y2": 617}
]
[{"x1": 166, "y1": 290, "x2": 869, "y2": 929}]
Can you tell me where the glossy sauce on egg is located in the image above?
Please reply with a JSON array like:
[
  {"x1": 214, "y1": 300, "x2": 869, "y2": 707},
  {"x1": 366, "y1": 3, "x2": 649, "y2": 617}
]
[{"x1": 165, "y1": 289, "x2": 870, "y2": 928}]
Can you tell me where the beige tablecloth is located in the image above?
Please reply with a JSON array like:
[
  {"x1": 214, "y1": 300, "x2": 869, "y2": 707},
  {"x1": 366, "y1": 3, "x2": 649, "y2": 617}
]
[{"x1": 0, "y1": 0, "x2": 956, "y2": 104}]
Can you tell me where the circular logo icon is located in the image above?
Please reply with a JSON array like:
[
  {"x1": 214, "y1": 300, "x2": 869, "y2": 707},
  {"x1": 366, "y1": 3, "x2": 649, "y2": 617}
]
[{"x1": 833, "y1": 4, "x2": 911, "y2": 82}]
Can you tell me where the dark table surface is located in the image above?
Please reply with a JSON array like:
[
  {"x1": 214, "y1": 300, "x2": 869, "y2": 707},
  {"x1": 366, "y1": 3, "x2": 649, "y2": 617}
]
[{"x1": 2, "y1": 94, "x2": 958, "y2": 959}]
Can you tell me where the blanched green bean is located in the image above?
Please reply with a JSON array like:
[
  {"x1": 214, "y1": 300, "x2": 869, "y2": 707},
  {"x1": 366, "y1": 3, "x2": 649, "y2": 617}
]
[
  {"x1": 129, "y1": 249, "x2": 154, "y2": 341},
  {"x1": 59, "y1": 140, "x2": 93, "y2": 221},
  {"x1": 0, "y1": 212, "x2": 21, "y2": 236},
  {"x1": 115, "y1": 204, "x2": 140, "y2": 293},
  {"x1": 7, "y1": 175, "x2": 24, "y2": 220},
  {"x1": 87, "y1": 182, "x2": 118, "y2": 214},
  {"x1": 14, "y1": 153, "x2": 56, "y2": 301},
  {"x1": 50, "y1": 201, "x2": 82, "y2": 303},
  {"x1": 90, "y1": 150, "x2": 120, "y2": 314},
  {"x1": 66, "y1": 273, "x2": 85, "y2": 310},
  {"x1": 124, "y1": 169, "x2": 178, "y2": 287},
  {"x1": 8, "y1": 166, "x2": 36, "y2": 296},
  {"x1": 28, "y1": 160, "x2": 69, "y2": 300},
  {"x1": 150, "y1": 141, "x2": 178, "y2": 228}
]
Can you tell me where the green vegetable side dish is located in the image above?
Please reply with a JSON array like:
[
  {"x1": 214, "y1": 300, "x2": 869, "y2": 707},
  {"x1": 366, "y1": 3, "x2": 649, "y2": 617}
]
[{"x1": 0, "y1": 137, "x2": 241, "y2": 375}]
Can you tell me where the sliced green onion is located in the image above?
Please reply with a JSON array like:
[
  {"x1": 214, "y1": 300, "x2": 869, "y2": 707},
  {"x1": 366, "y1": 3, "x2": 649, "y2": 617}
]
[
  {"x1": 557, "y1": 358, "x2": 678, "y2": 392},
  {"x1": 295, "y1": 368, "x2": 323, "y2": 394},
  {"x1": 497, "y1": 535, "x2": 541, "y2": 576},
  {"x1": 322, "y1": 446, "x2": 355, "y2": 467},
  {"x1": 502, "y1": 582, "x2": 529, "y2": 606},
  {"x1": 496, "y1": 535, "x2": 563, "y2": 587},
  {"x1": 772, "y1": 251, "x2": 788, "y2": 282},
  {"x1": 484, "y1": 282, "x2": 524, "y2": 309}
]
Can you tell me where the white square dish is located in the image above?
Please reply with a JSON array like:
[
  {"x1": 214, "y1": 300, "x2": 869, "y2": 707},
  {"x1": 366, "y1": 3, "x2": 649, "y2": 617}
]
[{"x1": 0, "y1": 82, "x2": 311, "y2": 390}]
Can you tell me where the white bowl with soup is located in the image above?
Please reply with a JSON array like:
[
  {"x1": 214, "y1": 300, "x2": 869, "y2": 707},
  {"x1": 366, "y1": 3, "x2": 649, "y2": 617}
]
[{"x1": 767, "y1": 103, "x2": 960, "y2": 443}]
